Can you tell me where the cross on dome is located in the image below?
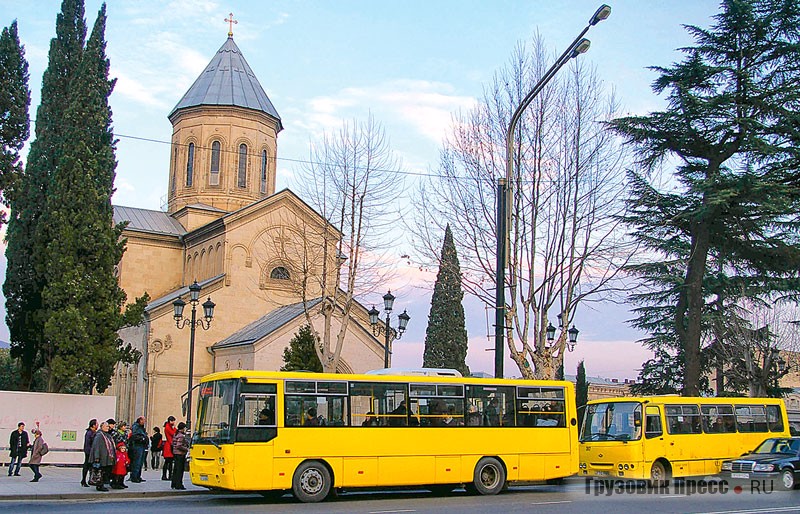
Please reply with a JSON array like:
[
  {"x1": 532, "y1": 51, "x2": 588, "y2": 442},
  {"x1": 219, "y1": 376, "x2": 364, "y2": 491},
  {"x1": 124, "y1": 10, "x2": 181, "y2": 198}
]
[{"x1": 225, "y1": 12, "x2": 238, "y2": 37}]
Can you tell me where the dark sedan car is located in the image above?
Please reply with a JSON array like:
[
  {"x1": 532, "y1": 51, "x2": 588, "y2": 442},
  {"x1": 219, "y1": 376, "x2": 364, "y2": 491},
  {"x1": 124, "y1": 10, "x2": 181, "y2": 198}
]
[{"x1": 720, "y1": 437, "x2": 800, "y2": 490}]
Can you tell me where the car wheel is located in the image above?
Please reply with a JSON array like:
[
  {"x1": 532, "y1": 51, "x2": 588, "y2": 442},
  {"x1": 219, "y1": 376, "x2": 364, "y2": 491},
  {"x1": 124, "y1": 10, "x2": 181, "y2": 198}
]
[
  {"x1": 292, "y1": 460, "x2": 331, "y2": 503},
  {"x1": 781, "y1": 468, "x2": 796, "y2": 491},
  {"x1": 472, "y1": 457, "x2": 506, "y2": 495}
]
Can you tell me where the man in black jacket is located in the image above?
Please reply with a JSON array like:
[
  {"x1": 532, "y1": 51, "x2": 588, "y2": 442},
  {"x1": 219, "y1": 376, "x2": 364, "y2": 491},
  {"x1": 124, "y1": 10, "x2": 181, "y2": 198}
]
[{"x1": 8, "y1": 422, "x2": 29, "y2": 476}]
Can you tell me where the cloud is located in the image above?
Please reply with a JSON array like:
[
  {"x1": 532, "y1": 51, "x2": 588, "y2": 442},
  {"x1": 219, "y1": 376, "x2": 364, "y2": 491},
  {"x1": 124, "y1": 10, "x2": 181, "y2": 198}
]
[{"x1": 296, "y1": 80, "x2": 477, "y2": 146}]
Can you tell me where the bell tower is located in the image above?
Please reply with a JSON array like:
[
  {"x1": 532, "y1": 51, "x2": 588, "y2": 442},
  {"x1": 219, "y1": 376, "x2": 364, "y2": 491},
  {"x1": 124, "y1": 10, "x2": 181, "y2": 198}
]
[{"x1": 166, "y1": 35, "x2": 283, "y2": 214}]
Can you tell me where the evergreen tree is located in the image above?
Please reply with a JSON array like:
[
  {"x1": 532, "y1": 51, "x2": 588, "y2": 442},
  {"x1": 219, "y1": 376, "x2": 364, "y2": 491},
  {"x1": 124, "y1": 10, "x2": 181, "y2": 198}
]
[
  {"x1": 41, "y1": 4, "x2": 143, "y2": 393},
  {"x1": 576, "y1": 361, "x2": 589, "y2": 429},
  {"x1": 4, "y1": 0, "x2": 86, "y2": 390},
  {"x1": 282, "y1": 325, "x2": 323, "y2": 372},
  {"x1": 610, "y1": 0, "x2": 800, "y2": 395},
  {"x1": 423, "y1": 224, "x2": 470, "y2": 376},
  {"x1": 0, "y1": 20, "x2": 30, "y2": 218}
]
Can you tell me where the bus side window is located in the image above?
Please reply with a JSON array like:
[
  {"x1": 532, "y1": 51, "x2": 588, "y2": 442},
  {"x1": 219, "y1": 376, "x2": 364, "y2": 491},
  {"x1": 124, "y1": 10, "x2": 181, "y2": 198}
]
[
  {"x1": 645, "y1": 414, "x2": 662, "y2": 438},
  {"x1": 767, "y1": 405, "x2": 784, "y2": 432}
]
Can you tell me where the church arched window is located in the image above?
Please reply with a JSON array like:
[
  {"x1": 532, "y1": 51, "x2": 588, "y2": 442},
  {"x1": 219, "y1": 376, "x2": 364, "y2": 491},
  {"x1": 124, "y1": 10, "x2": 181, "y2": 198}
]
[
  {"x1": 171, "y1": 145, "x2": 177, "y2": 193},
  {"x1": 270, "y1": 266, "x2": 290, "y2": 280},
  {"x1": 260, "y1": 149, "x2": 268, "y2": 193},
  {"x1": 237, "y1": 144, "x2": 248, "y2": 188},
  {"x1": 210, "y1": 140, "x2": 221, "y2": 185},
  {"x1": 186, "y1": 142, "x2": 195, "y2": 187}
]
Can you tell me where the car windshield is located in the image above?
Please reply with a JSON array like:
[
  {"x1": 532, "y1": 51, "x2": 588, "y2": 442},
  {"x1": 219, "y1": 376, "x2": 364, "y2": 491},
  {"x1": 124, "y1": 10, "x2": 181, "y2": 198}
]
[
  {"x1": 753, "y1": 438, "x2": 800, "y2": 455},
  {"x1": 580, "y1": 401, "x2": 642, "y2": 442}
]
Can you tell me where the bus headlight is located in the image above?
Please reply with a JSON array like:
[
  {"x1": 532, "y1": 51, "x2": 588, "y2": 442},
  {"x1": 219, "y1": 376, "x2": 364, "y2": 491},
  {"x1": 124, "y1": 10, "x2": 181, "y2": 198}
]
[
  {"x1": 618, "y1": 464, "x2": 623, "y2": 470},
  {"x1": 721, "y1": 462, "x2": 732, "y2": 471},
  {"x1": 219, "y1": 457, "x2": 225, "y2": 465},
  {"x1": 753, "y1": 463, "x2": 775, "y2": 472}
]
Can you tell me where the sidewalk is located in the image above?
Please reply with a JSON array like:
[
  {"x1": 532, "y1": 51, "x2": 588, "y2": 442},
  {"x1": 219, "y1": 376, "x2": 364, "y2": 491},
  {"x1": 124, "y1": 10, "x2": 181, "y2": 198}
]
[{"x1": 0, "y1": 465, "x2": 208, "y2": 501}]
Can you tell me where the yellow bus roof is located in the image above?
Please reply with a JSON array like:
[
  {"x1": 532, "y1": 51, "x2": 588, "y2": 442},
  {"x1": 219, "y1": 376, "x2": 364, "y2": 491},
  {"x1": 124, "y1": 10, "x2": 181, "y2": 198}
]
[
  {"x1": 586, "y1": 395, "x2": 786, "y2": 405},
  {"x1": 200, "y1": 369, "x2": 574, "y2": 389}
]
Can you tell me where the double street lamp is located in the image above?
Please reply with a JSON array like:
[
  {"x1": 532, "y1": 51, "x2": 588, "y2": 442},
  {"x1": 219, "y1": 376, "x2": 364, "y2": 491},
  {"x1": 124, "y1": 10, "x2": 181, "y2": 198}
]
[
  {"x1": 172, "y1": 281, "x2": 215, "y2": 432},
  {"x1": 368, "y1": 291, "x2": 411, "y2": 368},
  {"x1": 494, "y1": 4, "x2": 611, "y2": 379},
  {"x1": 546, "y1": 319, "x2": 580, "y2": 352}
]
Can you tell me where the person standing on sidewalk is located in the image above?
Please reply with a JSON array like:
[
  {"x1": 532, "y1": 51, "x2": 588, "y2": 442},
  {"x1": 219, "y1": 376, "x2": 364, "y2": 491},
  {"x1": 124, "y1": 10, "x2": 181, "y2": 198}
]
[
  {"x1": 161, "y1": 415, "x2": 176, "y2": 481},
  {"x1": 111, "y1": 442, "x2": 130, "y2": 489},
  {"x1": 129, "y1": 416, "x2": 147, "y2": 482},
  {"x1": 170, "y1": 422, "x2": 189, "y2": 490},
  {"x1": 28, "y1": 429, "x2": 47, "y2": 482},
  {"x1": 150, "y1": 426, "x2": 163, "y2": 471},
  {"x1": 7, "y1": 422, "x2": 29, "y2": 476},
  {"x1": 81, "y1": 419, "x2": 98, "y2": 487},
  {"x1": 90, "y1": 420, "x2": 116, "y2": 492}
]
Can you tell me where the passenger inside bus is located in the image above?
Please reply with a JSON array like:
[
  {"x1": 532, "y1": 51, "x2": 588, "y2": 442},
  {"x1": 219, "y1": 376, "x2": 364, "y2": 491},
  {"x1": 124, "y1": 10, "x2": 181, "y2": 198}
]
[{"x1": 362, "y1": 412, "x2": 379, "y2": 427}]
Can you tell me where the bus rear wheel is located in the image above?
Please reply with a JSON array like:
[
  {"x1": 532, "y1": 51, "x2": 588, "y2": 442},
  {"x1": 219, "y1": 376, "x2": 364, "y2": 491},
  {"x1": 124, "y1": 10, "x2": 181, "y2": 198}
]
[
  {"x1": 473, "y1": 457, "x2": 506, "y2": 495},
  {"x1": 292, "y1": 461, "x2": 331, "y2": 503}
]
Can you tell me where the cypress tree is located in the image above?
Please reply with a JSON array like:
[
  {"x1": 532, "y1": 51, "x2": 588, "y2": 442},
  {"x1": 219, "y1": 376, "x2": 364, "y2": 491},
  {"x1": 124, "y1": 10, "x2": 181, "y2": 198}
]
[
  {"x1": 4, "y1": 0, "x2": 85, "y2": 390},
  {"x1": 610, "y1": 0, "x2": 800, "y2": 395},
  {"x1": 0, "y1": 20, "x2": 30, "y2": 215},
  {"x1": 281, "y1": 325, "x2": 323, "y2": 372},
  {"x1": 576, "y1": 361, "x2": 588, "y2": 429},
  {"x1": 41, "y1": 4, "x2": 142, "y2": 393},
  {"x1": 423, "y1": 224, "x2": 470, "y2": 376}
]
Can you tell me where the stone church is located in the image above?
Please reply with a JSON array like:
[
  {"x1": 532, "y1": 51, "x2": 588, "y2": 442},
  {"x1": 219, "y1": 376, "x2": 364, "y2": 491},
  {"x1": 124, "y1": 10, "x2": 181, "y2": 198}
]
[{"x1": 109, "y1": 35, "x2": 386, "y2": 426}]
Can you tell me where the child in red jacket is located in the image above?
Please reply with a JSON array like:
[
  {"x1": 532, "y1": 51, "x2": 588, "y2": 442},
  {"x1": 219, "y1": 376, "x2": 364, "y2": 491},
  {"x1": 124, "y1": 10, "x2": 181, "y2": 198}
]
[{"x1": 111, "y1": 442, "x2": 130, "y2": 489}]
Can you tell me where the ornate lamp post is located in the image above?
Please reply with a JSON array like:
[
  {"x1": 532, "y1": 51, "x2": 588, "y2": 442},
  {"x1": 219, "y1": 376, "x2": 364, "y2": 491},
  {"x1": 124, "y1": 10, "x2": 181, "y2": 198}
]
[
  {"x1": 172, "y1": 280, "x2": 215, "y2": 431},
  {"x1": 494, "y1": 4, "x2": 611, "y2": 379},
  {"x1": 546, "y1": 319, "x2": 580, "y2": 352},
  {"x1": 368, "y1": 291, "x2": 411, "y2": 368}
]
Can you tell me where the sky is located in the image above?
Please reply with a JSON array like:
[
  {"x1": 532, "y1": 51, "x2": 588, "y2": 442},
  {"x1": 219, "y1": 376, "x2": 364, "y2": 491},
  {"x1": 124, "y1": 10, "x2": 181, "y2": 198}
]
[{"x1": 0, "y1": 0, "x2": 723, "y2": 377}]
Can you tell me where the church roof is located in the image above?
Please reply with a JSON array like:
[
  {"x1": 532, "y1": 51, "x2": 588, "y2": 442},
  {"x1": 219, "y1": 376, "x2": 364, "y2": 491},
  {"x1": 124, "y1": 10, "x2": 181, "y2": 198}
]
[
  {"x1": 147, "y1": 275, "x2": 225, "y2": 313},
  {"x1": 114, "y1": 205, "x2": 186, "y2": 236},
  {"x1": 169, "y1": 37, "x2": 282, "y2": 129},
  {"x1": 212, "y1": 298, "x2": 324, "y2": 350}
]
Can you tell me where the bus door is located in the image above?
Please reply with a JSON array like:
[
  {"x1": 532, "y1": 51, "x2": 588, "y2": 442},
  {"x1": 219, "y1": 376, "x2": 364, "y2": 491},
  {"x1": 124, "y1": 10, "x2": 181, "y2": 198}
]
[
  {"x1": 233, "y1": 384, "x2": 278, "y2": 490},
  {"x1": 642, "y1": 405, "x2": 666, "y2": 475}
]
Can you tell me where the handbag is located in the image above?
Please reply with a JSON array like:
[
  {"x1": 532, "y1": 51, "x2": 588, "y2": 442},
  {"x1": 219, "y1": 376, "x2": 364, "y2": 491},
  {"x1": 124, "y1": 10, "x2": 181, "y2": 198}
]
[{"x1": 88, "y1": 467, "x2": 103, "y2": 486}]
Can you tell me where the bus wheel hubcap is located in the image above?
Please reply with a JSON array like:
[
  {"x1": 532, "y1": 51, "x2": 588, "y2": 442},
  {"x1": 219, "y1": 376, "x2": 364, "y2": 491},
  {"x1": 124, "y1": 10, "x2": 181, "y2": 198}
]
[
  {"x1": 301, "y1": 469, "x2": 323, "y2": 494},
  {"x1": 481, "y1": 465, "x2": 499, "y2": 488}
]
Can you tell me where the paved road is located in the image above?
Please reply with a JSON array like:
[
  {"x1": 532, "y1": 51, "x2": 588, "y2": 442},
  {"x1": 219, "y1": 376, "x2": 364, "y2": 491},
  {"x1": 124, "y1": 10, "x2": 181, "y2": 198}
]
[{"x1": 2, "y1": 480, "x2": 800, "y2": 514}]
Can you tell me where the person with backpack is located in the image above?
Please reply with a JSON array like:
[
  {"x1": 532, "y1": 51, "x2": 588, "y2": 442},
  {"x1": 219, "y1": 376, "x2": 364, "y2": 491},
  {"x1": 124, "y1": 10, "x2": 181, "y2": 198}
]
[{"x1": 28, "y1": 429, "x2": 48, "y2": 482}]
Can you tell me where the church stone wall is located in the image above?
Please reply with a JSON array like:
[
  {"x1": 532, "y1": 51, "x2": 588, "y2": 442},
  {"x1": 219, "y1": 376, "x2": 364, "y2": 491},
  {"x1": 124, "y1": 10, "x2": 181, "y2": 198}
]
[{"x1": 118, "y1": 232, "x2": 184, "y2": 303}]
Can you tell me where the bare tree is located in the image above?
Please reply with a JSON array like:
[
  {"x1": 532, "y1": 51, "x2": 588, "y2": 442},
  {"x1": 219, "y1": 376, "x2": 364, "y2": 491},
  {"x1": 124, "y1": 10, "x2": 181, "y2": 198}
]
[
  {"x1": 292, "y1": 115, "x2": 403, "y2": 373},
  {"x1": 410, "y1": 36, "x2": 634, "y2": 379},
  {"x1": 710, "y1": 299, "x2": 800, "y2": 397}
]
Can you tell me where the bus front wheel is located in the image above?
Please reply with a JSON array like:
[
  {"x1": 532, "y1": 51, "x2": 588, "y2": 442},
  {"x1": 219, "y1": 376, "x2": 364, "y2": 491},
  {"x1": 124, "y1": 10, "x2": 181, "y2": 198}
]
[
  {"x1": 292, "y1": 461, "x2": 332, "y2": 503},
  {"x1": 473, "y1": 457, "x2": 506, "y2": 495},
  {"x1": 650, "y1": 460, "x2": 670, "y2": 485}
]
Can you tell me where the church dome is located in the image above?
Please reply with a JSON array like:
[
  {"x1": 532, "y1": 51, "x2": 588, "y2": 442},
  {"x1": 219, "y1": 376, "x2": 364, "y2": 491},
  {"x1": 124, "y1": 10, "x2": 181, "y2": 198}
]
[{"x1": 169, "y1": 36, "x2": 282, "y2": 130}]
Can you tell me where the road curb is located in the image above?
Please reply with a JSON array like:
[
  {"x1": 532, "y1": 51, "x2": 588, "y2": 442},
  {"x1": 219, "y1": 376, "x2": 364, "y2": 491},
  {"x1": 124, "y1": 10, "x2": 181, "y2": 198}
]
[{"x1": 0, "y1": 489, "x2": 210, "y2": 502}]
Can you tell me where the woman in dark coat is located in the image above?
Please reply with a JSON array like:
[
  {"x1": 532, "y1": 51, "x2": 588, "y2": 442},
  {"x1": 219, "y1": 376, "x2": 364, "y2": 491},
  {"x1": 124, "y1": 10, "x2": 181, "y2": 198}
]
[
  {"x1": 81, "y1": 419, "x2": 98, "y2": 487},
  {"x1": 90, "y1": 420, "x2": 116, "y2": 492}
]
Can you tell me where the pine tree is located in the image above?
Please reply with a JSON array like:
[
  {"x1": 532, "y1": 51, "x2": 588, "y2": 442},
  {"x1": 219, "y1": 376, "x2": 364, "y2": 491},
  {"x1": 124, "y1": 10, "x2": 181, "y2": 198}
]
[
  {"x1": 0, "y1": 20, "x2": 30, "y2": 218},
  {"x1": 610, "y1": 0, "x2": 800, "y2": 395},
  {"x1": 281, "y1": 325, "x2": 323, "y2": 372},
  {"x1": 41, "y1": 4, "x2": 143, "y2": 393},
  {"x1": 576, "y1": 361, "x2": 589, "y2": 429},
  {"x1": 423, "y1": 224, "x2": 470, "y2": 376},
  {"x1": 4, "y1": 0, "x2": 86, "y2": 390}
]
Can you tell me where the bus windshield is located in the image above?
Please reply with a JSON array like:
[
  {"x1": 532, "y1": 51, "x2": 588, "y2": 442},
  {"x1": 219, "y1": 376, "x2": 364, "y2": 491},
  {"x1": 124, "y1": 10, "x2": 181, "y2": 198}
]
[
  {"x1": 194, "y1": 379, "x2": 238, "y2": 445},
  {"x1": 580, "y1": 401, "x2": 642, "y2": 442}
]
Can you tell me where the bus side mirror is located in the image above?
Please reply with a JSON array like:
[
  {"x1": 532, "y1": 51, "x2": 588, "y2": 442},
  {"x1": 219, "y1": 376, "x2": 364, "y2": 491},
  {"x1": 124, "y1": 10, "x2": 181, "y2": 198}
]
[{"x1": 634, "y1": 411, "x2": 642, "y2": 427}]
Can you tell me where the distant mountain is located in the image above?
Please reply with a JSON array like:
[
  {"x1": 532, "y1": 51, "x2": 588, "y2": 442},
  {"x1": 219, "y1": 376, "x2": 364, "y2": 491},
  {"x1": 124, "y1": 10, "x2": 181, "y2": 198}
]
[{"x1": 0, "y1": 340, "x2": 8, "y2": 349}]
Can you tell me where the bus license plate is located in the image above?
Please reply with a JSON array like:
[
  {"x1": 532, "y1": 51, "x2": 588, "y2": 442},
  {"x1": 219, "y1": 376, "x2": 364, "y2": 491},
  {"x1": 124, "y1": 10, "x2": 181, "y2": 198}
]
[
  {"x1": 731, "y1": 472, "x2": 749, "y2": 479},
  {"x1": 200, "y1": 475, "x2": 209, "y2": 481}
]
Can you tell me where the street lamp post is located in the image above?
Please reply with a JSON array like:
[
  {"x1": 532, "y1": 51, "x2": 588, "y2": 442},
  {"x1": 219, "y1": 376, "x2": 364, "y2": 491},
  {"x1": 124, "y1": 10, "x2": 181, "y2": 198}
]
[
  {"x1": 368, "y1": 291, "x2": 411, "y2": 368},
  {"x1": 545, "y1": 319, "x2": 580, "y2": 352},
  {"x1": 172, "y1": 281, "x2": 215, "y2": 432},
  {"x1": 494, "y1": 4, "x2": 611, "y2": 379}
]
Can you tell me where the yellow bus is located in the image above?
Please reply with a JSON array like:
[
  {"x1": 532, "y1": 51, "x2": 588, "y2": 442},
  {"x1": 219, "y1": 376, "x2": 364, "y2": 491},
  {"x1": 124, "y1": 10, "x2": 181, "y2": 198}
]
[
  {"x1": 188, "y1": 369, "x2": 579, "y2": 502},
  {"x1": 578, "y1": 396, "x2": 790, "y2": 482}
]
